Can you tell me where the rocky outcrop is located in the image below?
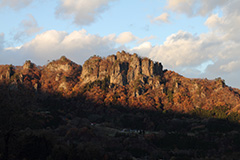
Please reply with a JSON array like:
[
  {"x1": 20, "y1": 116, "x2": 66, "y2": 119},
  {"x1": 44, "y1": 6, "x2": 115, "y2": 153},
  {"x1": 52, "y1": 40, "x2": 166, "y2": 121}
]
[
  {"x1": 81, "y1": 56, "x2": 102, "y2": 84},
  {"x1": 37, "y1": 56, "x2": 82, "y2": 93},
  {"x1": 23, "y1": 60, "x2": 34, "y2": 70},
  {"x1": 47, "y1": 62, "x2": 71, "y2": 72},
  {"x1": 110, "y1": 60, "x2": 128, "y2": 85},
  {"x1": 46, "y1": 56, "x2": 81, "y2": 73},
  {"x1": 80, "y1": 51, "x2": 163, "y2": 86},
  {"x1": 6, "y1": 65, "x2": 14, "y2": 80}
]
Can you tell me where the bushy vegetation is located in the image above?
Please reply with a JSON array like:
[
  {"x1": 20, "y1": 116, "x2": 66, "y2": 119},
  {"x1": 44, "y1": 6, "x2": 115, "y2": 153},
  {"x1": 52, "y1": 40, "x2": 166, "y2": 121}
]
[{"x1": 1, "y1": 82, "x2": 240, "y2": 160}]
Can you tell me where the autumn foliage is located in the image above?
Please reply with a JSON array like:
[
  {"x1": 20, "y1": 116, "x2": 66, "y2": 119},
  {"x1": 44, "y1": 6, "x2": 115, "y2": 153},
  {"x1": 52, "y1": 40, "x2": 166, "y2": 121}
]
[{"x1": 1, "y1": 52, "x2": 240, "y2": 159}]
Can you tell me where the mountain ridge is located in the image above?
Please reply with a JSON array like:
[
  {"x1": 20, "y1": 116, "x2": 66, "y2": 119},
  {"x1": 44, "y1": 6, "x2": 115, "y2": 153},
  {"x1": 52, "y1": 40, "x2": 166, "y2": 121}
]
[
  {"x1": 2, "y1": 51, "x2": 240, "y2": 159},
  {"x1": 0, "y1": 50, "x2": 240, "y2": 114}
]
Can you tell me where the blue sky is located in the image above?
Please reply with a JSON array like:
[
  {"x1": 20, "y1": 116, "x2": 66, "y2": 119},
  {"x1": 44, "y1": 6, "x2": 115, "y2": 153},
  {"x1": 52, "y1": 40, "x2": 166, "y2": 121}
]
[{"x1": 0, "y1": 0, "x2": 240, "y2": 88}]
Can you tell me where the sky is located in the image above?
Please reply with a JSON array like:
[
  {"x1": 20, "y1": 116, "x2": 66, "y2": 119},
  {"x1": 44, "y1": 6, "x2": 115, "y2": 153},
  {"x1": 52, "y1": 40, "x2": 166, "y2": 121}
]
[{"x1": 0, "y1": 0, "x2": 240, "y2": 88}]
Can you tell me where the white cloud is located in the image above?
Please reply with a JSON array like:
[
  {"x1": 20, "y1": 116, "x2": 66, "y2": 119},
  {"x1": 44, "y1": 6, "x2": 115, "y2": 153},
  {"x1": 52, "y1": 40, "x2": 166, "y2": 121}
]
[
  {"x1": 130, "y1": 42, "x2": 152, "y2": 56},
  {"x1": 0, "y1": 0, "x2": 33, "y2": 10},
  {"x1": 205, "y1": 14, "x2": 222, "y2": 28},
  {"x1": 14, "y1": 14, "x2": 42, "y2": 42},
  {"x1": 115, "y1": 32, "x2": 137, "y2": 44},
  {"x1": 151, "y1": 13, "x2": 170, "y2": 24},
  {"x1": 149, "y1": 31, "x2": 212, "y2": 68},
  {"x1": 55, "y1": 0, "x2": 116, "y2": 26},
  {"x1": 166, "y1": 0, "x2": 227, "y2": 16}
]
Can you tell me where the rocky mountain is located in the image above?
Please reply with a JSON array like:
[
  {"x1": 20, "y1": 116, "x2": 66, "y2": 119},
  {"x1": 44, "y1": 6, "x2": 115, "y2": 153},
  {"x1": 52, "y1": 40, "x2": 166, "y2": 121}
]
[
  {"x1": 1, "y1": 51, "x2": 240, "y2": 159},
  {"x1": 80, "y1": 51, "x2": 163, "y2": 86},
  {"x1": 1, "y1": 51, "x2": 240, "y2": 113}
]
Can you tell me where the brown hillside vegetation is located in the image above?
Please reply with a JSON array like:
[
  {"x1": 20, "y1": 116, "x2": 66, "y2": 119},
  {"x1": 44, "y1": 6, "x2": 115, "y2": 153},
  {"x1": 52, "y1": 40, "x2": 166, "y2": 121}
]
[
  {"x1": 1, "y1": 51, "x2": 240, "y2": 159},
  {"x1": 1, "y1": 51, "x2": 239, "y2": 115}
]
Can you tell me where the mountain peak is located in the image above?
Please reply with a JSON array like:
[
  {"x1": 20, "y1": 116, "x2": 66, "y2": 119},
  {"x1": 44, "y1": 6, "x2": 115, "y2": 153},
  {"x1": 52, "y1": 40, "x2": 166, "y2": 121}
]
[
  {"x1": 81, "y1": 51, "x2": 163, "y2": 86},
  {"x1": 0, "y1": 51, "x2": 240, "y2": 113}
]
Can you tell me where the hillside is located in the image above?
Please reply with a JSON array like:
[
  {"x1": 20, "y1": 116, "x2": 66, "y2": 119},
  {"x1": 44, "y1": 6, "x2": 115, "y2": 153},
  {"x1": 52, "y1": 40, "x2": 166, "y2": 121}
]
[
  {"x1": 1, "y1": 51, "x2": 240, "y2": 159},
  {"x1": 1, "y1": 50, "x2": 240, "y2": 114}
]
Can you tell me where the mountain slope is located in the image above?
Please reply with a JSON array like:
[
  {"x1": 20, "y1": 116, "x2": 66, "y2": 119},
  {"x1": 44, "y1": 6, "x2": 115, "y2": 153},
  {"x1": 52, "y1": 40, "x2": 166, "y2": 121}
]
[
  {"x1": 2, "y1": 51, "x2": 240, "y2": 159},
  {"x1": 0, "y1": 51, "x2": 240, "y2": 114}
]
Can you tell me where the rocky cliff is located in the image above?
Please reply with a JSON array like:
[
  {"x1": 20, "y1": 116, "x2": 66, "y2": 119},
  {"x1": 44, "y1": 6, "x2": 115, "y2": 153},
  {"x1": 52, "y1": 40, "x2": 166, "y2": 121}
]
[
  {"x1": 2, "y1": 52, "x2": 240, "y2": 160},
  {"x1": 80, "y1": 51, "x2": 163, "y2": 86}
]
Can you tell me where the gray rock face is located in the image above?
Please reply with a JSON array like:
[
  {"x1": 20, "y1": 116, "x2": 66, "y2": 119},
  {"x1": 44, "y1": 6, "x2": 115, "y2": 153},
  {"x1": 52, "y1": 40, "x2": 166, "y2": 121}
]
[
  {"x1": 110, "y1": 61, "x2": 128, "y2": 85},
  {"x1": 81, "y1": 56, "x2": 102, "y2": 84},
  {"x1": 80, "y1": 51, "x2": 164, "y2": 86},
  {"x1": 142, "y1": 58, "x2": 153, "y2": 76},
  {"x1": 47, "y1": 63, "x2": 71, "y2": 72},
  {"x1": 127, "y1": 54, "x2": 141, "y2": 83}
]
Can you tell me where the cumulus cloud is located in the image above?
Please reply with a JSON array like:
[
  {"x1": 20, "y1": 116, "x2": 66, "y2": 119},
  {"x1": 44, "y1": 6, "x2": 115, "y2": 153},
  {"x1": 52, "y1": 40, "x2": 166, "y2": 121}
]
[
  {"x1": 151, "y1": 13, "x2": 170, "y2": 24},
  {"x1": 0, "y1": 0, "x2": 33, "y2": 10},
  {"x1": 14, "y1": 14, "x2": 42, "y2": 42},
  {"x1": 55, "y1": 0, "x2": 116, "y2": 26},
  {"x1": 115, "y1": 32, "x2": 137, "y2": 44},
  {"x1": 1, "y1": 29, "x2": 124, "y2": 65},
  {"x1": 130, "y1": 42, "x2": 152, "y2": 56},
  {"x1": 148, "y1": 31, "x2": 213, "y2": 68},
  {"x1": 166, "y1": 0, "x2": 227, "y2": 16}
]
